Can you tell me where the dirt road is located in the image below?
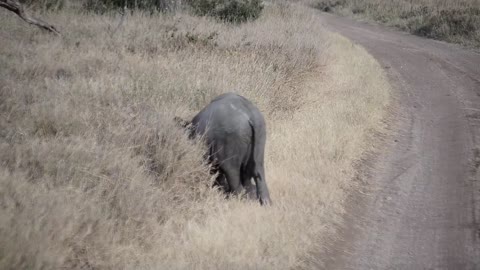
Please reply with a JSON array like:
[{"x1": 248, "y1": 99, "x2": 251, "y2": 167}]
[{"x1": 319, "y1": 13, "x2": 480, "y2": 269}]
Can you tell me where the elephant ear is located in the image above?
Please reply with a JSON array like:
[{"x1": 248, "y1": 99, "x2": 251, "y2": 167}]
[{"x1": 174, "y1": 116, "x2": 191, "y2": 129}]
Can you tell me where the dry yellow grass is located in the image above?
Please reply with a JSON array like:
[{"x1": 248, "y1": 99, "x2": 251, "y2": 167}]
[
  {"x1": 0, "y1": 2, "x2": 390, "y2": 269},
  {"x1": 315, "y1": 0, "x2": 480, "y2": 48}
]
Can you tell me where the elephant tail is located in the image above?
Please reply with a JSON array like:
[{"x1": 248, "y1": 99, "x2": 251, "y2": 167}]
[{"x1": 248, "y1": 120, "x2": 258, "y2": 172}]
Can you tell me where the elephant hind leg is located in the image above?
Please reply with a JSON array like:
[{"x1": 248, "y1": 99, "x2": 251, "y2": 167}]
[{"x1": 222, "y1": 166, "x2": 242, "y2": 196}]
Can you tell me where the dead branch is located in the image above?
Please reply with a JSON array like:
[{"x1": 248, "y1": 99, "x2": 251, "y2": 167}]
[{"x1": 0, "y1": 0, "x2": 60, "y2": 35}]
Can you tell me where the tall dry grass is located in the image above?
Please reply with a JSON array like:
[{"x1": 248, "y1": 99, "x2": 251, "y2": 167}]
[
  {"x1": 0, "y1": 2, "x2": 390, "y2": 269},
  {"x1": 315, "y1": 0, "x2": 480, "y2": 48}
]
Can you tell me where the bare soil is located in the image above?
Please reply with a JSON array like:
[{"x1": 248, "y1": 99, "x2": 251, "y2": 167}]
[{"x1": 319, "y1": 12, "x2": 480, "y2": 269}]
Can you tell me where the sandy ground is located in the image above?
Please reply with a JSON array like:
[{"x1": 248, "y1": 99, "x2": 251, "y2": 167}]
[{"x1": 319, "y1": 13, "x2": 480, "y2": 269}]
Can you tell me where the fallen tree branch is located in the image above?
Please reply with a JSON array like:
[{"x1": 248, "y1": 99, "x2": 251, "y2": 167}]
[{"x1": 0, "y1": 0, "x2": 60, "y2": 35}]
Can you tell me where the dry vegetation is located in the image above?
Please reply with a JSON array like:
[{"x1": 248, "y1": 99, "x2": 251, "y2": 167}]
[
  {"x1": 0, "y1": 1, "x2": 390, "y2": 269},
  {"x1": 315, "y1": 0, "x2": 480, "y2": 48}
]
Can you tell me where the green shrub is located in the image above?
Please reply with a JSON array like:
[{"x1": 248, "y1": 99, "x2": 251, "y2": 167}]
[
  {"x1": 189, "y1": 0, "x2": 264, "y2": 23},
  {"x1": 315, "y1": 0, "x2": 480, "y2": 47},
  {"x1": 82, "y1": 0, "x2": 263, "y2": 22},
  {"x1": 411, "y1": 9, "x2": 479, "y2": 41},
  {"x1": 21, "y1": 0, "x2": 66, "y2": 10},
  {"x1": 315, "y1": 0, "x2": 345, "y2": 12},
  {"x1": 83, "y1": 0, "x2": 177, "y2": 12}
]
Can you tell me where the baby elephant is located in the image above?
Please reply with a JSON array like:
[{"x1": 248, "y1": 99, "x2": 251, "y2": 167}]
[{"x1": 180, "y1": 93, "x2": 271, "y2": 205}]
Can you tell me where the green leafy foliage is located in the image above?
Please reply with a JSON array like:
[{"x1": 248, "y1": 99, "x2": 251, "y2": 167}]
[
  {"x1": 81, "y1": 0, "x2": 263, "y2": 23},
  {"x1": 83, "y1": 0, "x2": 176, "y2": 12},
  {"x1": 21, "y1": 0, "x2": 66, "y2": 10},
  {"x1": 315, "y1": 0, "x2": 480, "y2": 47},
  {"x1": 189, "y1": 0, "x2": 263, "y2": 23}
]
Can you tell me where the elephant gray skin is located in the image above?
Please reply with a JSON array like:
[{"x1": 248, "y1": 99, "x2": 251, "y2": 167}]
[{"x1": 182, "y1": 93, "x2": 271, "y2": 205}]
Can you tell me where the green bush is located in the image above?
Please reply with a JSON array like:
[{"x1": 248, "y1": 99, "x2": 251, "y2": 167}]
[
  {"x1": 189, "y1": 0, "x2": 264, "y2": 23},
  {"x1": 315, "y1": 0, "x2": 345, "y2": 12},
  {"x1": 82, "y1": 0, "x2": 263, "y2": 22},
  {"x1": 21, "y1": 0, "x2": 66, "y2": 10},
  {"x1": 83, "y1": 0, "x2": 177, "y2": 12},
  {"x1": 412, "y1": 8, "x2": 480, "y2": 40}
]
